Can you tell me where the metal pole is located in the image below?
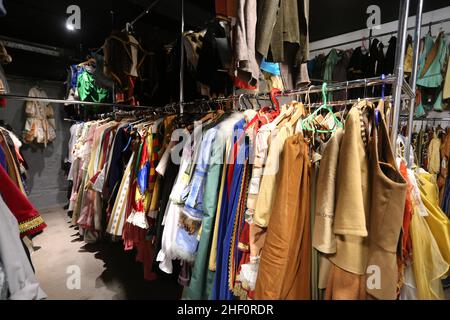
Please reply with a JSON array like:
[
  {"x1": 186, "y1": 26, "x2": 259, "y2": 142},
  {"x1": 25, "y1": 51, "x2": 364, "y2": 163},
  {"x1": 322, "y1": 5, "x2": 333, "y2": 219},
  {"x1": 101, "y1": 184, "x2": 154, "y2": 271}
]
[
  {"x1": 179, "y1": 0, "x2": 185, "y2": 114},
  {"x1": 0, "y1": 76, "x2": 396, "y2": 106},
  {"x1": 390, "y1": 0, "x2": 410, "y2": 151},
  {"x1": 111, "y1": 10, "x2": 116, "y2": 112},
  {"x1": 405, "y1": 0, "x2": 424, "y2": 168}
]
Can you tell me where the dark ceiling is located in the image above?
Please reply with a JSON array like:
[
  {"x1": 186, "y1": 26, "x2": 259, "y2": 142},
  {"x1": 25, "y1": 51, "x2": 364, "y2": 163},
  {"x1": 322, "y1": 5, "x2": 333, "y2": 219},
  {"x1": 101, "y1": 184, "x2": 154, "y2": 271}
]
[
  {"x1": 0, "y1": 0, "x2": 448, "y2": 81},
  {"x1": 310, "y1": 0, "x2": 450, "y2": 42},
  {"x1": 0, "y1": 0, "x2": 215, "y2": 50},
  {"x1": 0, "y1": 0, "x2": 216, "y2": 80}
]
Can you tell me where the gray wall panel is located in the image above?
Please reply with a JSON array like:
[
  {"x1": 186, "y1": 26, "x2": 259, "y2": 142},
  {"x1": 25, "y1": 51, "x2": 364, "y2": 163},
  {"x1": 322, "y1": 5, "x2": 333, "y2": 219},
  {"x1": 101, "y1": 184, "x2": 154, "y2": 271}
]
[{"x1": 0, "y1": 78, "x2": 70, "y2": 210}]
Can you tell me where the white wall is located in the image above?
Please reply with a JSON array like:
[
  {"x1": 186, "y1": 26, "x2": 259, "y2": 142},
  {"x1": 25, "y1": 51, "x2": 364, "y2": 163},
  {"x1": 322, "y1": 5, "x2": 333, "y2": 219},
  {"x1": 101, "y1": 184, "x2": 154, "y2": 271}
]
[{"x1": 309, "y1": 6, "x2": 450, "y2": 58}]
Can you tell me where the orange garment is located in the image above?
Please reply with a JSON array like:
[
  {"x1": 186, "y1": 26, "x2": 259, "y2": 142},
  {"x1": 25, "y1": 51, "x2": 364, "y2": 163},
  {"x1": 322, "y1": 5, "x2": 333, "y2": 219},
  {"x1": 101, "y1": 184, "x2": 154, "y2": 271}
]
[
  {"x1": 254, "y1": 134, "x2": 311, "y2": 300},
  {"x1": 215, "y1": 0, "x2": 237, "y2": 18},
  {"x1": 325, "y1": 264, "x2": 366, "y2": 300}
]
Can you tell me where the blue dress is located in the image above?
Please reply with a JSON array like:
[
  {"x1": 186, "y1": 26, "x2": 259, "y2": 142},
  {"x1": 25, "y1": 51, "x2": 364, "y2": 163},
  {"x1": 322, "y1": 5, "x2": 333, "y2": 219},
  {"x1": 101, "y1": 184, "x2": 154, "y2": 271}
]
[{"x1": 212, "y1": 119, "x2": 248, "y2": 300}]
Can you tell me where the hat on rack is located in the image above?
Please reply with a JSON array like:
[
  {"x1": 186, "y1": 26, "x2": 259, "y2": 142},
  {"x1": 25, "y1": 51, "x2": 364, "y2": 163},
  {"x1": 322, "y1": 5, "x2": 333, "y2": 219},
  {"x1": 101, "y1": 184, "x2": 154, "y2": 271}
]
[
  {"x1": 296, "y1": 63, "x2": 310, "y2": 88},
  {"x1": 0, "y1": 0, "x2": 6, "y2": 17},
  {"x1": 0, "y1": 42, "x2": 12, "y2": 65},
  {"x1": 0, "y1": 64, "x2": 9, "y2": 95}
]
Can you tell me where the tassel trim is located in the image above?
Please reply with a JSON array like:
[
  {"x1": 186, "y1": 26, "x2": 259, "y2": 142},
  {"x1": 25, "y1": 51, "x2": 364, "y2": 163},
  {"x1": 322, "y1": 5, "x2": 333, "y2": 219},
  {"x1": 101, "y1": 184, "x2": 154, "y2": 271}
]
[
  {"x1": 19, "y1": 215, "x2": 47, "y2": 238},
  {"x1": 126, "y1": 210, "x2": 149, "y2": 229}
]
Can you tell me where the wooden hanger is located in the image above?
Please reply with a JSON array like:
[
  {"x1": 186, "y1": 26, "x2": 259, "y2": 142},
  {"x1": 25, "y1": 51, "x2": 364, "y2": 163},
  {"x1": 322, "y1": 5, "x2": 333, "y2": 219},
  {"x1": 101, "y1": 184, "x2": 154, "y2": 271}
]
[
  {"x1": 78, "y1": 57, "x2": 95, "y2": 67},
  {"x1": 287, "y1": 101, "x2": 306, "y2": 127}
]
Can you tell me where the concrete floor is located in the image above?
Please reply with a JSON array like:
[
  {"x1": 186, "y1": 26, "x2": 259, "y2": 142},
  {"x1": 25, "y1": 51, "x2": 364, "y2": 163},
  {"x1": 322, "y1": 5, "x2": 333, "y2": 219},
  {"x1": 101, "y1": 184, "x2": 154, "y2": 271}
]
[
  {"x1": 31, "y1": 207, "x2": 182, "y2": 300},
  {"x1": 29, "y1": 207, "x2": 450, "y2": 300}
]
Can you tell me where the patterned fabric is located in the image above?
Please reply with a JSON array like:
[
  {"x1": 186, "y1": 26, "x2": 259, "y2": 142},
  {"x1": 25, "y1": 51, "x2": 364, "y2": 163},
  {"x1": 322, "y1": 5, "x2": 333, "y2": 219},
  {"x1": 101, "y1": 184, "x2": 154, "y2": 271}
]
[
  {"x1": 183, "y1": 129, "x2": 217, "y2": 220},
  {"x1": 183, "y1": 113, "x2": 244, "y2": 300},
  {"x1": 173, "y1": 128, "x2": 218, "y2": 262},
  {"x1": 106, "y1": 153, "x2": 135, "y2": 236},
  {"x1": 0, "y1": 130, "x2": 26, "y2": 194},
  {"x1": 0, "y1": 195, "x2": 46, "y2": 300}
]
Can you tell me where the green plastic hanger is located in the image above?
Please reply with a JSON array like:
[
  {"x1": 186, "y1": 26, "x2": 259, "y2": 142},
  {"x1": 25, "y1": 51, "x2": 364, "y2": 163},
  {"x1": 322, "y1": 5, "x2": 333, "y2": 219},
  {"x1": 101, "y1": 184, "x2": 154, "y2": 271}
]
[{"x1": 302, "y1": 83, "x2": 344, "y2": 133}]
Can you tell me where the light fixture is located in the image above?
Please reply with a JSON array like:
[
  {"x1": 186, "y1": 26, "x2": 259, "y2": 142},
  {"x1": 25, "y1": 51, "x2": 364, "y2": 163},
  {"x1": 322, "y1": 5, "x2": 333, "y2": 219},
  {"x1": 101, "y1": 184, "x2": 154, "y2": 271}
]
[{"x1": 66, "y1": 23, "x2": 75, "y2": 31}]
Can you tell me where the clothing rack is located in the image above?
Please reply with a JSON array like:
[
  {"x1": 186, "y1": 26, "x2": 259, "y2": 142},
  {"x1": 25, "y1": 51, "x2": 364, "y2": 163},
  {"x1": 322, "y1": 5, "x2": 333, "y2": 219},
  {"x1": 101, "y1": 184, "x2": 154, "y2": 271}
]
[
  {"x1": 0, "y1": 35, "x2": 77, "y2": 59},
  {"x1": 400, "y1": 116, "x2": 450, "y2": 122},
  {"x1": 0, "y1": 75, "x2": 410, "y2": 109},
  {"x1": 310, "y1": 16, "x2": 450, "y2": 54},
  {"x1": 0, "y1": 94, "x2": 158, "y2": 110},
  {"x1": 404, "y1": 0, "x2": 424, "y2": 168},
  {"x1": 0, "y1": 1, "x2": 423, "y2": 164},
  {"x1": 181, "y1": 76, "x2": 411, "y2": 106}
]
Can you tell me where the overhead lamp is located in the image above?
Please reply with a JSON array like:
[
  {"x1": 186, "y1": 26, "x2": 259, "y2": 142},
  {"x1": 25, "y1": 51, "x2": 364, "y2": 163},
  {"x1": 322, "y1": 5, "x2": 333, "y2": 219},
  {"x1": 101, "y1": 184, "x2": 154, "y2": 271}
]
[{"x1": 66, "y1": 23, "x2": 75, "y2": 31}]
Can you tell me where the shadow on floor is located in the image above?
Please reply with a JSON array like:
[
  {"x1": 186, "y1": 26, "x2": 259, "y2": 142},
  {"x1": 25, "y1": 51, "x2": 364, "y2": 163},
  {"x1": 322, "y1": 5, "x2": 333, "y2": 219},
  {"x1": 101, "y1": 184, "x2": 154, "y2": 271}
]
[{"x1": 73, "y1": 237, "x2": 183, "y2": 300}]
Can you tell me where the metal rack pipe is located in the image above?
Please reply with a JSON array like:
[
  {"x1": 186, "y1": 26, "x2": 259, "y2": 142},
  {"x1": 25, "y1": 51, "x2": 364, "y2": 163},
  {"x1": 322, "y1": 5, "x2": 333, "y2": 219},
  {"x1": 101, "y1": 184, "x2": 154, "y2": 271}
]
[
  {"x1": 182, "y1": 76, "x2": 400, "y2": 106},
  {"x1": 0, "y1": 95, "x2": 159, "y2": 109},
  {"x1": 391, "y1": 0, "x2": 410, "y2": 152},
  {"x1": 179, "y1": 0, "x2": 185, "y2": 114},
  {"x1": 0, "y1": 76, "x2": 402, "y2": 109},
  {"x1": 405, "y1": 0, "x2": 424, "y2": 168}
]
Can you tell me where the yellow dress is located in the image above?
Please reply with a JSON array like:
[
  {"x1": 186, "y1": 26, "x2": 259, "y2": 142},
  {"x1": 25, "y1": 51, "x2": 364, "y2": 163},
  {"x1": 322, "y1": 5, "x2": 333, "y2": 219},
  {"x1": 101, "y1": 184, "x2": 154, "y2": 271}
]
[
  {"x1": 410, "y1": 206, "x2": 449, "y2": 299},
  {"x1": 418, "y1": 173, "x2": 450, "y2": 270}
]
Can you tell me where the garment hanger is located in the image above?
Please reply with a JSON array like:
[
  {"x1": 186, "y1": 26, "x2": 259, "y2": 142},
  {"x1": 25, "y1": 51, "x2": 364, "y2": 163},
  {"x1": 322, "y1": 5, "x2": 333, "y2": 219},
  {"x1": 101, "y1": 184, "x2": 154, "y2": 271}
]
[
  {"x1": 269, "y1": 88, "x2": 282, "y2": 112},
  {"x1": 197, "y1": 102, "x2": 216, "y2": 123},
  {"x1": 374, "y1": 74, "x2": 386, "y2": 127},
  {"x1": 302, "y1": 83, "x2": 344, "y2": 133},
  {"x1": 252, "y1": 93, "x2": 263, "y2": 110},
  {"x1": 361, "y1": 34, "x2": 369, "y2": 53},
  {"x1": 264, "y1": 99, "x2": 290, "y2": 130},
  {"x1": 128, "y1": 112, "x2": 153, "y2": 126},
  {"x1": 363, "y1": 78, "x2": 368, "y2": 101},
  {"x1": 368, "y1": 29, "x2": 373, "y2": 52},
  {"x1": 239, "y1": 95, "x2": 251, "y2": 111},
  {"x1": 336, "y1": 81, "x2": 349, "y2": 118},
  {"x1": 237, "y1": 94, "x2": 246, "y2": 112},
  {"x1": 33, "y1": 81, "x2": 42, "y2": 91},
  {"x1": 287, "y1": 102, "x2": 306, "y2": 127},
  {"x1": 126, "y1": 22, "x2": 137, "y2": 36},
  {"x1": 78, "y1": 56, "x2": 96, "y2": 67},
  {"x1": 134, "y1": 119, "x2": 154, "y2": 131}
]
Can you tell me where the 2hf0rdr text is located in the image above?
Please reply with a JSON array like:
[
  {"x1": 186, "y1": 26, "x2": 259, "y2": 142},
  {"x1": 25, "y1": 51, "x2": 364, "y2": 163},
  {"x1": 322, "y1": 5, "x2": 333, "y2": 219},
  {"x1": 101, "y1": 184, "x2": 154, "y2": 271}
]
[{"x1": 220, "y1": 304, "x2": 274, "y2": 316}]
